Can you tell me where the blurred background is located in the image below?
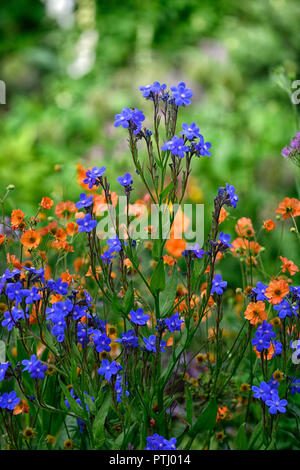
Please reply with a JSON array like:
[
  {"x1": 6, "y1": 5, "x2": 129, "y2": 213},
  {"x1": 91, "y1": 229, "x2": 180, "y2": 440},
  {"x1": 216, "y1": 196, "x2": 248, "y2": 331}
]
[{"x1": 0, "y1": 0, "x2": 300, "y2": 266}]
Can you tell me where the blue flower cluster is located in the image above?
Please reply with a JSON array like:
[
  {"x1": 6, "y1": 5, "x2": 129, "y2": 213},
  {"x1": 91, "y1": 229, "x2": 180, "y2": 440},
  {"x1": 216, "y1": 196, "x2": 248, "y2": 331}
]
[
  {"x1": 218, "y1": 183, "x2": 239, "y2": 209},
  {"x1": 211, "y1": 274, "x2": 227, "y2": 295},
  {"x1": 146, "y1": 433, "x2": 177, "y2": 450},
  {"x1": 252, "y1": 378, "x2": 287, "y2": 414},
  {"x1": 182, "y1": 243, "x2": 206, "y2": 259},
  {"x1": 0, "y1": 391, "x2": 20, "y2": 410},
  {"x1": 83, "y1": 166, "x2": 106, "y2": 189},
  {"x1": 0, "y1": 362, "x2": 10, "y2": 381},
  {"x1": 161, "y1": 123, "x2": 211, "y2": 159},
  {"x1": 114, "y1": 107, "x2": 145, "y2": 134},
  {"x1": 22, "y1": 354, "x2": 48, "y2": 380},
  {"x1": 251, "y1": 321, "x2": 282, "y2": 355},
  {"x1": 76, "y1": 213, "x2": 97, "y2": 233}
]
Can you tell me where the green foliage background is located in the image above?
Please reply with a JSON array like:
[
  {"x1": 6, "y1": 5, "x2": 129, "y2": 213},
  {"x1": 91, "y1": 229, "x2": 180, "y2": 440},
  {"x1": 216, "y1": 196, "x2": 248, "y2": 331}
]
[{"x1": 1, "y1": 0, "x2": 300, "y2": 278}]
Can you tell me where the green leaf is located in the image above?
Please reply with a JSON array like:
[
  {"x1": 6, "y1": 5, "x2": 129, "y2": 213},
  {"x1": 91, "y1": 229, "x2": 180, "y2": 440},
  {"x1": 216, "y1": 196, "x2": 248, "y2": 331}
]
[
  {"x1": 123, "y1": 282, "x2": 134, "y2": 314},
  {"x1": 248, "y1": 422, "x2": 264, "y2": 450},
  {"x1": 159, "y1": 182, "x2": 173, "y2": 201},
  {"x1": 152, "y1": 239, "x2": 161, "y2": 261},
  {"x1": 150, "y1": 259, "x2": 166, "y2": 293},
  {"x1": 185, "y1": 386, "x2": 193, "y2": 426},
  {"x1": 160, "y1": 267, "x2": 178, "y2": 317},
  {"x1": 0, "y1": 341, "x2": 5, "y2": 363},
  {"x1": 93, "y1": 393, "x2": 111, "y2": 449},
  {"x1": 111, "y1": 293, "x2": 124, "y2": 316},
  {"x1": 189, "y1": 400, "x2": 217, "y2": 437},
  {"x1": 236, "y1": 423, "x2": 248, "y2": 450}
]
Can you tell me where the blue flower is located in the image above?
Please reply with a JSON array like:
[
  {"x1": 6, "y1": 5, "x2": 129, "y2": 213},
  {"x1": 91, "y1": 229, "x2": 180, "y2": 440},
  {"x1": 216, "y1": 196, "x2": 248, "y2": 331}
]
[
  {"x1": 211, "y1": 274, "x2": 227, "y2": 295},
  {"x1": 75, "y1": 193, "x2": 94, "y2": 209},
  {"x1": 218, "y1": 183, "x2": 238, "y2": 209},
  {"x1": 117, "y1": 172, "x2": 133, "y2": 188},
  {"x1": 83, "y1": 167, "x2": 106, "y2": 189},
  {"x1": 139, "y1": 81, "x2": 166, "y2": 99},
  {"x1": 24, "y1": 286, "x2": 41, "y2": 304},
  {"x1": 114, "y1": 107, "x2": 133, "y2": 129},
  {"x1": 115, "y1": 374, "x2": 130, "y2": 403},
  {"x1": 2, "y1": 307, "x2": 26, "y2": 331},
  {"x1": 143, "y1": 335, "x2": 166, "y2": 353},
  {"x1": 194, "y1": 135, "x2": 212, "y2": 157},
  {"x1": 22, "y1": 354, "x2": 47, "y2": 380},
  {"x1": 161, "y1": 135, "x2": 189, "y2": 158},
  {"x1": 274, "y1": 340, "x2": 282, "y2": 355},
  {"x1": 265, "y1": 394, "x2": 287, "y2": 414},
  {"x1": 0, "y1": 391, "x2": 20, "y2": 410},
  {"x1": 252, "y1": 381, "x2": 271, "y2": 400},
  {"x1": 182, "y1": 243, "x2": 205, "y2": 258},
  {"x1": 257, "y1": 321, "x2": 276, "y2": 339},
  {"x1": 97, "y1": 359, "x2": 122, "y2": 382},
  {"x1": 252, "y1": 282, "x2": 268, "y2": 301},
  {"x1": 76, "y1": 214, "x2": 97, "y2": 233},
  {"x1": 170, "y1": 82, "x2": 193, "y2": 106},
  {"x1": 116, "y1": 329, "x2": 139, "y2": 348},
  {"x1": 0, "y1": 362, "x2": 10, "y2": 381},
  {"x1": 107, "y1": 235, "x2": 122, "y2": 253},
  {"x1": 129, "y1": 308, "x2": 150, "y2": 326},
  {"x1": 165, "y1": 312, "x2": 183, "y2": 333},
  {"x1": 273, "y1": 300, "x2": 296, "y2": 319},
  {"x1": 180, "y1": 122, "x2": 201, "y2": 140},
  {"x1": 5, "y1": 282, "x2": 29, "y2": 304},
  {"x1": 53, "y1": 278, "x2": 69, "y2": 296},
  {"x1": 218, "y1": 232, "x2": 233, "y2": 248},
  {"x1": 251, "y1": 331, "x2": 271, "y2": 352},
  {"x1": 290, "y1": 378, "x2": 300, "y2": 395},
  {"x1": 146, "y1": 433, "x2": 177, "y2": 450},
  {"x1": 101, "y1": 249, "x2": 116, "y2": 264},
  {"x1": 114, "y1": 107, "x2": 145, "y2": 134},
  {"x1": 92, "y1": 331, "x2": 111, "y2": 353}
]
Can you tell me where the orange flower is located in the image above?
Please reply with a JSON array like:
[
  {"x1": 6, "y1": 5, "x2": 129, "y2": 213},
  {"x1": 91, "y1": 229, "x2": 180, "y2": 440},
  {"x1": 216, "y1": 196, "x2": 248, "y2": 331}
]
[
  {"x1": 165, "y1": 238, "x2": 186, "y2": 258},
  {"x1": 0, "y1": 234, "x2": 5, "y2": 245},
  {"x1": 254, "y1": 344, "x2": 274, "y2": 361},
  {"x1": 124, "y1": 258, "x2": 133, "y2": 269},
  {"x1": 13, "y1": 399, "x2": 29, "y2": 415},
  {"x1": 265, "y1": 279, "x2": 289, "y2": 305},
  {"x1": 52, "y1": 240, "x2": 74, "y2": 252},
  {"x1": 231, "y1": 238, "x2": 261, "y2": 257},
  {"x1": 276, "y1": 197, "x2": 300, "y2": 219},
  {"x1": 40, "y1": 221, "x2": 58, "y2": 236},
  {"x1": 264, "y1": 219, "x2": 275, "y2": 231},
  {"x1": 55, "y1": 201, "x2": 76, "y2": 220},
  {"x1": 61, "y1": 270, "x2": 72, "y2": 284},
  {"x1": 67, "y1": 222, "x2": 78, "y2": 236},
  {"x1": 216, "y1": 405, "x2": 228, "y2": 422},
  {"x1": 77, "y1": 163, "x2": 93, "y2": 191},
  {"x1": 244, "y1": 301, "x2": 267, "y2": 325},
  {"x1": 74, "y1": 257, "x2": 87, "y2": 273},
  {"x1": 55, "y1": 228, "x2": 67, "y2": 241},
  {"x1": 11, "y1": 209, "x2": 25, "y2": 230},
  {"x1": 235, "y1": 217, "x2": 254, "y2": 238},
  {"x1": 163, "y1": 255, "x2": 176, "y2": 266},
  {"x1": 218, "y1": 207, "x2": 228, "y2": 224},
  {"x1": 41, "y1": 197, "x2": 54, "y2": 210},
  {"x1": 279, "y1": 256, "x2": 299, "y2": 276},
  {"x1": 21, "y1": 230, "x2": 41, "y2": 249},
  {"x1": 6, "y1": 254, "x2": 22, "y2": 269}
]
